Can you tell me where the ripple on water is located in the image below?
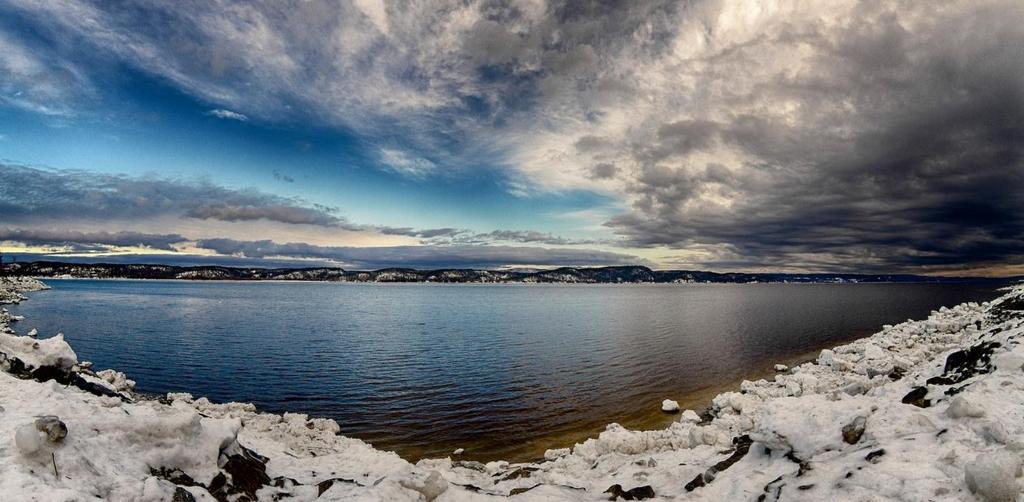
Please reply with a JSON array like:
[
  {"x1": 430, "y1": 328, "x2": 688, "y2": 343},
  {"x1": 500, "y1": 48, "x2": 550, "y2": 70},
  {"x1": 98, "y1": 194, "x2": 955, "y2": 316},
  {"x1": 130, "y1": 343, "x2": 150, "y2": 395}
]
[{"x1": 8, "y1": 280, "x2": 1003, "y2": 461}]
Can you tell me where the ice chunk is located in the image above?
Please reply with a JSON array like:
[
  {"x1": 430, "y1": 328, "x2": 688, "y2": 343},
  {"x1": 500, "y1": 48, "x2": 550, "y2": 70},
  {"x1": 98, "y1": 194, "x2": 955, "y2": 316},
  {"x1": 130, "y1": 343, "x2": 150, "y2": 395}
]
[
  {"x1": 661, "y1": 399, "x2": 680, "y2": 413},
  {"x1": 964, "y1": 450, "x2": 1021, "y2": 502},
  {"x1": 680, "y1": 409, "x2": 701, "y2": 423},
  {"x1": 14, "y1": 424, "x2": 43, "y2": 455},
  {"x1": 946, "y1": 396, "x2": 985, "y2": 419},
  {"x1": 544, "y1": 447, "x2": 570, "y2": 460}
]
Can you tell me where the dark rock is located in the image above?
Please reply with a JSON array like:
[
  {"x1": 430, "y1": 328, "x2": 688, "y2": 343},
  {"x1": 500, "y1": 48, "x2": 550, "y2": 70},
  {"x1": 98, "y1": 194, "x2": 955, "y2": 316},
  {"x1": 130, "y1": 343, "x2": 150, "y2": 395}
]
[
  {"x1": 797, "y1": 484, "x2": 815, "y2": 490},
  {"x1": 866, "y1": 449, "x2": 886, "y2": 463},
  {"x1": 0, "y1": 351, "x2": 128, "y2": 401},
  {"x1": 842, "y1": 416, "x2": 866, "y2": 444},
  {"x1": 785, "y1": 451, "x2": 812, "y2": 477},
  {"x1": 756, "y1": 475, "x2": 785, "y2": 502},
  {"x1": 926, "y1": 342, "x2": 1000, "y2": 386},
  {"x1": 901, "y1": 387, "x2": 930, "y2": 408},
  {"x1": 207, "y1": 473, "x2": 227, "y2": 499},
  {"x1": 685, "y1": 435, "x2": 754, "y2": 492},
  {"x1": 34, "y1": 416, "x2": 67, "y2": 442},
  {"x1": 221, "y1": 447, "x2": 271, "y2": 498},
  {"x1": 497, "y1": 466, "x2": 538, "y2": 481},
  {"x1": 452, "y1": 460, "x2": 487, "y2": 471},
  {"x1": 151, "y1": 467, "x2": 199, "y2": 487},
  {"x1": 270, "y1": 477, "x2": 300, "y2": 489},
  {"x1": 317, "y1": 478, "x2": 357, "y2": 496},
  {"x1": 887, "y1": 367, "x2": 906, "y2": 381},
  {"x1": 509, "y1": 484, "x2": 540, "y2": 496},
  {"x1": 604, "y1": 484, "x2": 656, "y2": 500},
  {"x1": 172, "y1": 487, "x2": 196, "y2": 502},
  {"x1": 207, "y1": 445, "x2": 272, "y2": 502}
]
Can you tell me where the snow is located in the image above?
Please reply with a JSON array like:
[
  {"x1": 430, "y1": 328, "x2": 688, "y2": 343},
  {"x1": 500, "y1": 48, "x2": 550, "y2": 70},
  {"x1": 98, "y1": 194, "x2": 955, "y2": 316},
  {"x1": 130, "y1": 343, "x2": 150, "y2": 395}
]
[
  {"x1": 661, "y1": 399, "x2": 680, "y2": 412},
  {"x1": 966, "y1": 450, "x2": 1022, "y2": 502},
  {"x1": 2, "y1": 276, "x2": 1024, "y2": 500}
]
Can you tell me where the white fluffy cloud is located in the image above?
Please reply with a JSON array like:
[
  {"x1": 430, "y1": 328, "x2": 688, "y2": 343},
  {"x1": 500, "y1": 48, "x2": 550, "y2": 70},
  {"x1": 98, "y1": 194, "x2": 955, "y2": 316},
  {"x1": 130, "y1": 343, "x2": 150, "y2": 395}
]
[{"x1": 205, "y1": 108, "x2": 248, "y2": 121}]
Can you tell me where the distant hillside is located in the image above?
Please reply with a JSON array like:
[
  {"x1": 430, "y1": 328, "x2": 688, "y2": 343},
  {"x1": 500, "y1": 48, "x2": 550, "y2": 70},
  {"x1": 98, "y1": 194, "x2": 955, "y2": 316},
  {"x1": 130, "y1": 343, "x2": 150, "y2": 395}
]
[{"x1": 0, "y1": 261, "x2": 1016, "y2": 284}]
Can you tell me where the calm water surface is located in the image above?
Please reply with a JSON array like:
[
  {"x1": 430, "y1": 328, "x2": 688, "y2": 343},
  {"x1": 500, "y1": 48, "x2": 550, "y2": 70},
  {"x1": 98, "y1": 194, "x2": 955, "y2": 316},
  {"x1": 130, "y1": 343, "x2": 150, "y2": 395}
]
[{"x1": 10, "y1": 280, "x2": 1000, "y2": 461}]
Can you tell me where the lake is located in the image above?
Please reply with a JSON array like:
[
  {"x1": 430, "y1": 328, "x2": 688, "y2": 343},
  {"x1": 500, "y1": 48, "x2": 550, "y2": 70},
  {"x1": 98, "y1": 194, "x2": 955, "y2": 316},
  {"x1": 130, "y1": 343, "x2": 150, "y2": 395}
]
[{"x1": 9, "y1": 280, "x2": 1000, "y2": 461}]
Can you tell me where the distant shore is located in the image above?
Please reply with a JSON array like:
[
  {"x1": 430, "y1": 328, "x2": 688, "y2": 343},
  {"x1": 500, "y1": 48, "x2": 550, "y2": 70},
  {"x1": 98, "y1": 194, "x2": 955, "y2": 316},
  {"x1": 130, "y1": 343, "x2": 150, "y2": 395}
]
[{"x1": 4, "y1": 260, "x2": 1017, "y2": 285}]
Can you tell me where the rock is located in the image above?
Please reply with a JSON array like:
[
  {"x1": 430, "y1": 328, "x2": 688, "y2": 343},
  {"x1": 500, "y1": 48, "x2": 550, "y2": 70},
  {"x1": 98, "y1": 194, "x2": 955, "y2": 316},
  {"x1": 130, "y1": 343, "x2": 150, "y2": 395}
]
[
  {"x1": 316, "y1": 478, "x2": 357, "y2": 496},
  {"x1": 774, "y1": 364, "x2": 788, "y2": 372},
  {"x1": 685, "y1": 435, "x2": 753, "y2": 492},
  {"x1": 842, "y1": 416, "x2": 866, "y2": 444},
  {"x1": 965, "y1": 450, "x2": 1022, "y2": 502},
  {"x1": 604, "y1": 484, "x2": 656, "y2": 500},
  {"x1": 172, "y1": 487, "x2": 195, "y2": 502},
  {"x1": 680, "y1": 409, "x2": 701, "y2": 423},
  {"x1": 452, "y1": 448, "x2": 464, "y2": 455},
  {"x1": 927, "y1": 342, "x2": 1001, "y2": 386},
  {"x1": 901, "y1": 386, "x2": 931, "y2": 408},
  {"x1": 452, "y1": 460, "x2": 486, "y2": 471},
  {"x1": 34, "y1": 416, "x2": 68, "y2": 442},
  {"x1": 661, "y1": 399, "x2": 680, "y2": 413},
  {"x1": 946, "y1": 396, "x2": 985, "y2": 419},
  {"x1": 211, "y1": 444, "x2": 270, "y2": 500}
]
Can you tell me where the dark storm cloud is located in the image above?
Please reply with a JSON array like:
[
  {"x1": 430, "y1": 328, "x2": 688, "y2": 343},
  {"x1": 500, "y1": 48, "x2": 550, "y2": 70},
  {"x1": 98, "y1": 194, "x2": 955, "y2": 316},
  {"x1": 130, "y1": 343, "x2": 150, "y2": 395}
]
[
  {"x1": 601, "y1": 1, "x2": 1024, "y2": 273},
  {"x1": 186, "y1": 203, "x2": 343, "y2": 227},
  {"x1": 194, "y1": 238, "x2": 642, "y2": 269},
  {"x1": 0, "y1": 228, "x2": 186, "y2": 251}
]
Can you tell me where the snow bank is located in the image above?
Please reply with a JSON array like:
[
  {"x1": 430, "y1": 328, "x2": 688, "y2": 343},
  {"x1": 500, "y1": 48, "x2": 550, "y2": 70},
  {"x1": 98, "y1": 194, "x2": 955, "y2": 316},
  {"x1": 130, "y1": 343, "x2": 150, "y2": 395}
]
[{"x1": 2, "y1": 276, "x2": 1024, "y2": 501}]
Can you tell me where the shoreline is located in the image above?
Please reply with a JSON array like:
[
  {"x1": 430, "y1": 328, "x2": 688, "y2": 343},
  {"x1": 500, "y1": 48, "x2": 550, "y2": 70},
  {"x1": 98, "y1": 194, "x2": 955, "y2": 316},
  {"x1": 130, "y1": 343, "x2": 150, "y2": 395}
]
[
  {"x1": 1, "y1": 277, "x2": 1023, "y2": 500},
  {"x1": 15, "y1": 276, "x2": 1016, "y2": 286}
]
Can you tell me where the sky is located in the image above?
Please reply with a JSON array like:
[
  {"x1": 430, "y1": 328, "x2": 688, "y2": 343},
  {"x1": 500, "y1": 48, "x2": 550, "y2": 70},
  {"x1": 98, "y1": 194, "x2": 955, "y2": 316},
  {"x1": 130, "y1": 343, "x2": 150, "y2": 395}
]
[{"x1": 0, "y1": 0, "x2": 1022, "y2": 274}]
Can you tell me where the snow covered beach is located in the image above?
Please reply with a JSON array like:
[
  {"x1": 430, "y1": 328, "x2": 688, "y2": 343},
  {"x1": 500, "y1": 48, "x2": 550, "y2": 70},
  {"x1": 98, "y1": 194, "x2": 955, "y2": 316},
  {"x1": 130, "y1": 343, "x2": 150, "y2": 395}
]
[{"x1": 1, "y1": 277, "x2": 1023, "y2": 501}]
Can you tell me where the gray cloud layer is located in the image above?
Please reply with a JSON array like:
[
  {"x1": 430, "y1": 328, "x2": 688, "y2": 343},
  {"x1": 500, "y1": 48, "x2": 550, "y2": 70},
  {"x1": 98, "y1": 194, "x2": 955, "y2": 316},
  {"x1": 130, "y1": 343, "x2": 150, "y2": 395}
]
[
  {"x1": 0, "y1": 163, "x2": 353, "y2": 227},
  {"x1": 193, "y1": 238, "x2": 642, "y2": 269},
  {"x1": 0, "y1": 228, "x2": 186, "y2": 252}
]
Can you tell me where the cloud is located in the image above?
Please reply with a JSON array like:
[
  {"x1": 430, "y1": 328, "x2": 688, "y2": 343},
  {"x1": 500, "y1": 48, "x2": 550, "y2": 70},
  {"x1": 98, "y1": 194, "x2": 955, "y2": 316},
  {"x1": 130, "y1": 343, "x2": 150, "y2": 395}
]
[
  {"x1": 0, "y1": 228, "x2": 186, "y2": 251},
  {"x1": 463, "y1": 229, "x2": 603, "y2": 246},
  {"x1": 205, "y1": 108, "x2": 248, "y2": 121},
  {"x1": 0, "y1": 162, "x2": 360, "y2": 229},
  {"x1": 4, "y1": 0, "x2": 1023, "y2": 272},
  {"x1": 272, "y1": 170, "x2": 295, "y2": 183},
  {"x1": 0, "y1": 163, "x2": 611, "y2": 264},
  {"x1": 193, "y1": 237, "x2": 643, "y2": 269},
  {"x1": 0, "y1": 27, "x2": 93, "y2": 116},
  {"x1": 186, "y1": 204, "x2": 343, "y2": 227},
  {"x1": 378, "y1": 148, "x2": 436, "y2": 178}
]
